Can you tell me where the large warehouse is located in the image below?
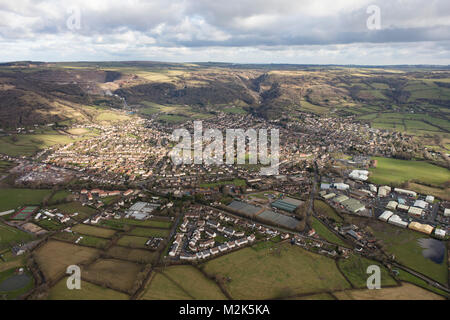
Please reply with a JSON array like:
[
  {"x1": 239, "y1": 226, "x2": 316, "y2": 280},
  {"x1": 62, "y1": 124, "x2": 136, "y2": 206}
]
[{"x1": 271, "y1": 197, "x2": 304, "y2": 213}]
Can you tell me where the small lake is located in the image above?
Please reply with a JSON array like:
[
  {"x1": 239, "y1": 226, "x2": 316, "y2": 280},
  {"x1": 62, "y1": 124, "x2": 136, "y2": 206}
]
[
  {"x1": 0, "y1": 273, "x2": 32, "y2": 292},
  {"x1": 417, "y1": 238, "x2": 446, "y2": 264}
]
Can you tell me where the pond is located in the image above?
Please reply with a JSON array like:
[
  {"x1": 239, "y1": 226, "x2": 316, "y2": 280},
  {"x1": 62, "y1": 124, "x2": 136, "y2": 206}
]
[
  {"x1": 0, "y1": 273, "x2": 32, "y2": 292},
  {"x1": 417, "y1": 238, "x2": 446, "y2": 264}
]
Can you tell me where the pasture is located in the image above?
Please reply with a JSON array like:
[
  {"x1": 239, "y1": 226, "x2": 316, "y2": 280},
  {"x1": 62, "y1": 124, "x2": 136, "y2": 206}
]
[
  {"x1": 71, "y1": 224, "x2": 116, "y2": 239},
  {"x1": 368, "y1": 220, "x2": 448, "y2": 285},
  {"x1": 117, "y1": 235, "x2": 149, "y2": 249},
  {"x1": 141, "y1": 272, "x2": 192, "y2": 300},
  {"x1": 82, "y1": 259, "x2": 142, "y2": 293},
  {"x1": 0, "y1": 188, "x2": 52, "y2": 212},
  {"x1": 34, "y1": 241, "x2": 99, "y2": 282},
  {"x1": 0, "y1": 222, "x2": 34, "y2": 250},
  {"x1": 128, "y1": 227, "x2": 169, "y2": 238},
  {"x1": 162, "y1": 265, "x2": 227, "y2": 300},
  {"x1": 369, "y1": 157, "x2": 450, "y2": 186},
  {"x1": 334, "y1": 282, "x2": 444, "y2": 300},
  {"x1": 48, "y1": 277, "x2": 129, "y2": 300},
  {"x1": 106, "y1": 246, "x2": 157, "y2": 264},
  {"x1": 338, "y1": 254, "x2": 396, "y2": 288},
  {"x1": 202, "y1": 243, "x2": 350, "y2": 299}
]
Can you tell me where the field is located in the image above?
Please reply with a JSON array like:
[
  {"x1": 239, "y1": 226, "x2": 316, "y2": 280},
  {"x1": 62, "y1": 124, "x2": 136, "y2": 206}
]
[
  {"x1": 0, "y1": 131, "x2": 77, "y2": 157},
  {"x1": 36, "y1": 219, "x2": 63, "y2": 231},
  {"x1": 310, "y1": 217, "x2": 348, "y2": 247},
  {"x1": 34, "y1": 240, "x2": 99, "y2": 282},
  {"x1": 71, "y1": 224, "x2": 116, "y2": 239},
  {"x1": 314, "y1": 200, "x2": 343, "y2": 222},
  {"x1": 48, "y1": 191, "x2": 71, "y2": 204},
  {"x1": 202, "y1": 243, "x2": 350, "y2": 299},
  {"x1": 112, "y1": 218, "x2": 172, "y2": 229},
  {"x1": 199, "y1": 179, "x2": 246, "y2": 188},
  {"x1": 53, "y1": 232, "x2": 110, "y2": 249},
  {"x1": 0, "y1": 188, "x2": 52, "y2": 212},
  {"x1": 334, "y1": 282, "x2": 444, "y2": 300},
  {"x1": 369, "y1": 157, "x2": 450, "y2": 186},
  {"x1": 141, "y1": 272, "x2": 192, "y2": 300},
  {"x1": 0, "y1": 161, "x2": 14, "y2": 175},
  {"x1": 369, "y1": 221, "x2": 448, "y2": 285},
  {"x1": 48, "y1": 277, "x2": 129, "y2": 300},
  {"x1": 142, "y1": 265, "x2": 226, "y2": 300},
  {"x1": 106, "y1": 246, "x2": 157, "y2": 264},
  {"x1": 50, "y1": 202, "x2": 97, "y2": 221},
  {"x1": 338, "y1": 254, "x2": 397, "y2": 288},
  {"x1": 117, "y1": 235, "x2": 149, "y2": 249},
  {"x1": 128, "y1": 227, "x2": 169, "y2": 238},
  {"x1": 82, "y1": 259, "x2": 142, "y2": 293},
  {"x1": 0, "y1": 222, "x2": 34, "y2": 250}
]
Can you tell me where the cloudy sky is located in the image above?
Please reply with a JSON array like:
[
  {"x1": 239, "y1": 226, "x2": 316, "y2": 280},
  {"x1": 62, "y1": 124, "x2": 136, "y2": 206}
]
[{"x1": 1, "y1": 0, "x2": 450, "y2": 64}]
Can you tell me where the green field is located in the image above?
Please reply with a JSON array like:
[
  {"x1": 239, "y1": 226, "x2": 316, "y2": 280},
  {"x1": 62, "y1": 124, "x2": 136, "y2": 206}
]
[
  {"x1": 369, "y1": 221, "x2": 448, "y2": 285},
  {"x1": 36, "y1": 219, "x2": 63, "y2": 231},
  {"x1": 0, "y1": 131, "x2": 77, "y2": 157},
  {"x1": 106, "y1": 246, "x2": 157, "y2": 264},
  {"x1": 202, "y1": 243, "x2": 350, "y2": 299},
  {"x1": 142, "y1": 265, "x2": 227, "y2": 300},
  {"x1": 0, "y1": 188, "x2": 52, "y2": 212},
  {"x1": 48, "y1": 191, "x2": 71, "y2": 204},
  {"x1": 310, "y1": 217, "x2": 348, "y2": 247},
  {"x1": 369, "y1": 157, "x2": 450, "y2": 186},
  {"x1": 338, "y1": 254, "x2": 396, "y2": 288},
  {"x1": 128, "y1": 227, "x2": 169, "y2": 238},
  {"x1": 0, "y1": 222, "x2": 34, "y2": 250},
  {"x1": 117, "y1": 235, "x2": 149, "y2": 249},
  {"x1": 314, "y1": 200, "x2": 343, "y2": 222},
  {"x1": 116, "y1": 218, "x2": 172, "y2": 229},
  {"x1": 48, "y1": 277, "x2": 129, "y2": 300},
  {"x1": 72, "y1": 224, "x2": 116, "y2": 239},
  {"x1": 141, "y1": 272, "x2": 192, "y2": 300},
  {"x1": 199, "y1": 178, "x2": 246, "y2": 188}
]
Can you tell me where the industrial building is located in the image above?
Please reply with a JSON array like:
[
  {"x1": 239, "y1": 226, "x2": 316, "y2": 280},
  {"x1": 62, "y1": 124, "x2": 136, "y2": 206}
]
[
  {"x1": 388, "y1": 214, "x2": 408, "y2": 228},
  {"x1": 408, "y1": 222, "x2": 433, "y2": 235},
  {"x1": 271, "y1": 197, "x2": 303, "y2": 213},
  {"x1": 379, "y1": 210, "x2": 393, "y2": 222}
]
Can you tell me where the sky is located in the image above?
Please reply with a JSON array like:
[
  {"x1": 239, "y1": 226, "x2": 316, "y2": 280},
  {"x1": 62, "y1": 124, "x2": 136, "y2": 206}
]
[{"x1": 1, "y1": 0, "x2": 450, "y2": 65}]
